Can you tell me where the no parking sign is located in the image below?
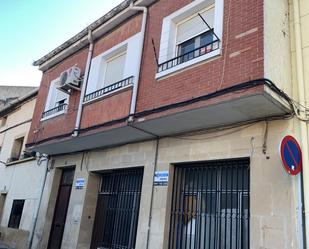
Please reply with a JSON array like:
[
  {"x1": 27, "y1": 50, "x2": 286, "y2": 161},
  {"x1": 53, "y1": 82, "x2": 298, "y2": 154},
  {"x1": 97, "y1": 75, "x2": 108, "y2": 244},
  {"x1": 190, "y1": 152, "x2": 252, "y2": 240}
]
[{"x1": 280, "y1": 135, "x2": 302, "y2": 175}]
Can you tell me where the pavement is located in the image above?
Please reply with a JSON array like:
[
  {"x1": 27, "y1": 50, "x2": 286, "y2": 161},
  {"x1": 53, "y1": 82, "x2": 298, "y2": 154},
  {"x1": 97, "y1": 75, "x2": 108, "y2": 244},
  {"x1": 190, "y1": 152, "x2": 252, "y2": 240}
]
[{"x1": 0, "y1": 242, "x2": 14, "y2": 249}]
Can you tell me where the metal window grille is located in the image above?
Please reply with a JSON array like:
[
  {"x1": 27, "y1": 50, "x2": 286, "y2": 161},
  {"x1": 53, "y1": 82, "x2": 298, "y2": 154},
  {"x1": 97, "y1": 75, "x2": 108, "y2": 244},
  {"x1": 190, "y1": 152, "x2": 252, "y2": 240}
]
[
  {"x1": 158, "y1": 37, "x2": 220, "y2": 73},
  {"x1": 84, "y1": 76, "x2": 134, "y2": 102},
  {"x1": 169, "y1": 158, "x2": 250, "y2": 249},
  {"x1": 41, "y1": 103, "x2": 67, "y2": 119},
  {"x1": 91, "y1": 168, "x2": 143, "y2": 249}
]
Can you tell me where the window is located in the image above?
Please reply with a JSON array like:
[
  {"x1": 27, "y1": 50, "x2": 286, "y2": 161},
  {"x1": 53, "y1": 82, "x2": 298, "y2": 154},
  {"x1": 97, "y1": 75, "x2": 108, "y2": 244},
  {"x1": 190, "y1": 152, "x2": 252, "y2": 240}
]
[
  {"x1": 10, "y1": 136, "x2": 24, "y2": 162},
  {"x1": 91, "y1": 168, "x2": 143, "y2": 249},
  {"x1": 85, "y1": 33, "x2": 142, "y2": 102},
  {"x1": 0, "y1": 116, "x2": 7, "y2": 127},
  {"x1": 42, "y1": 79, "x2": 69, "y2": 120},
  {"x1": 176, "y1": 7, "x2": 215, "y2": 54},
  {"x1": 157, "y1": 0, "x2": 223, "y2": 77},
  {"x1": 177, "y1": 30, "x2": 214, "y2": 62},
  {"x1": 169, "y1": 159, "x2": 249, "y2": 249},
  {"x1": 8, "y1": 200, "x2": 25, "y2": 229},
  {"x1": 104, "y1": 52, "x2": 126, "y2": 86}
]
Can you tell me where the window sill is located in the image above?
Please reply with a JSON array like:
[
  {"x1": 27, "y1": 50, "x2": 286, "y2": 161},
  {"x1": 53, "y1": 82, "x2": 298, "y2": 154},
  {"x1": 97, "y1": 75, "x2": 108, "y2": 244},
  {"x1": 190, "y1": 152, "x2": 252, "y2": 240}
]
[
  {"x1": 83, "y1": 84, "x2": 133, "y2": 105},
  {"x1": 155, "y1": 49, "x2": 221, "y2": 80},
  {"x1": 6, "y1": 157, "x2": 36, "y2": 166},
  {"x1": 40, "y1": 109, "x2": 67, "y2": 122}
]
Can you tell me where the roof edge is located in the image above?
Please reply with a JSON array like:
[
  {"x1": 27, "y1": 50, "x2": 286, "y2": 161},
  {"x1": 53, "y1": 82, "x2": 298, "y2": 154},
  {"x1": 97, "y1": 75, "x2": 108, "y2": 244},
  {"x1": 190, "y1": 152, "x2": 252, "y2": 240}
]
[
  {"x1": 33, "y1": 0, "x2": 146, "y2": 68},
  {"x1": 0, "y1": 88, "x2": 38, "y2": 117}
]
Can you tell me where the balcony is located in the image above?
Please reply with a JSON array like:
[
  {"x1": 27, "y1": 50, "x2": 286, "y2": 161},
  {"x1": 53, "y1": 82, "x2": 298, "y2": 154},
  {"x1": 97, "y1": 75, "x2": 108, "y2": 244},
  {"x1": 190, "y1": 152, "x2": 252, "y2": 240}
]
[
  {"x1": 158, "y1": 39, "x2": 220, "y2": 73},
  {"x1": 84, "y1": 76, "x2": 134, "y2": 103},
  {"x1": 41, "y1": 103, "x2": 68, "y2": 120}
]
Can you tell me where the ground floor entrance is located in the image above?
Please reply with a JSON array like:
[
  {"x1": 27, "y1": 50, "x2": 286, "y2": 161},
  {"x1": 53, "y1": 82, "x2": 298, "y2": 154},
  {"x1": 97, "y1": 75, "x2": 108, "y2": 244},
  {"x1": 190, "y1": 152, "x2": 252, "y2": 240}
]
[
  {"x1": 34, "y1": 121, "x2": 300, "y2": 249},
  {"x1": 47, "y1": 168, "x2": 74, "y2": 249},
  {"x1": 91, "y1": 167, "x2": 144, "y2": 249}
]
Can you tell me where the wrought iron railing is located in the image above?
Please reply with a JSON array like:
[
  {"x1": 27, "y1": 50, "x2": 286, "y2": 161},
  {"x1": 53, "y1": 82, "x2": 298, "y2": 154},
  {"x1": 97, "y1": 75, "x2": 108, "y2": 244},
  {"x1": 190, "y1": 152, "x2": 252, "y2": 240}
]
[
  {"x1": 41, "y1": 103, "x2": 67, "y2": 119},
  {"x1": 158, "y1": 39, "x2": 220, "y2": 73},
  {"x1": 84, "y1": 76, "x2": 134, "y2": 102}
]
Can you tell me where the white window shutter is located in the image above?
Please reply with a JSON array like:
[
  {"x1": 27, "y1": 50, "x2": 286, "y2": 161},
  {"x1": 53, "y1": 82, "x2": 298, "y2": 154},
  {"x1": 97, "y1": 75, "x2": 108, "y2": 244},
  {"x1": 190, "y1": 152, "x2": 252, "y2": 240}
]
[
  {"x1": 176, "y1": 7, "x2": 215, "y2": 44},
  {"x1": 104, "y1": 53, "x2": 126, "y2": 86},
  {"x1": 55, "y1": 87, "x2": 68, "y2": 105}
]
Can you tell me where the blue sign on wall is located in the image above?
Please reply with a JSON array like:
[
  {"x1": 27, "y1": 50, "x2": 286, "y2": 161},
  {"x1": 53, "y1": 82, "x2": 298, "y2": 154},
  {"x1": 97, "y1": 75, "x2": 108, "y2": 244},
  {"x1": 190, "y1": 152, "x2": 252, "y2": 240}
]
[
  {"x1": 280, "y1": 135, "x2": 302, "y2": 175},
  {"x1": 154, "y1": 171, "x2": 169, "y2": 186}
]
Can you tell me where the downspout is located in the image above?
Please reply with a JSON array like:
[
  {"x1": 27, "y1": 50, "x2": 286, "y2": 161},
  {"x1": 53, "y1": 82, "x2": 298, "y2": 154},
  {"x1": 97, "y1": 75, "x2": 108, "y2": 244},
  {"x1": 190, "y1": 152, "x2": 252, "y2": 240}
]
[
  {"x1": 293, "y1": 0, "x2": 308, "y2": 248},
  {"x1": 73, "y1": 29, "x2": 94, "y2": 137},
  {"x1": 129, "y1": 2, "x2": 148, "y2": 115},
  {"x1": 146, "y1": 138, "x2": 159, "y2": 249},
  {"x1": 28, "y1": 155, "x2": 49, "y2": 249}
]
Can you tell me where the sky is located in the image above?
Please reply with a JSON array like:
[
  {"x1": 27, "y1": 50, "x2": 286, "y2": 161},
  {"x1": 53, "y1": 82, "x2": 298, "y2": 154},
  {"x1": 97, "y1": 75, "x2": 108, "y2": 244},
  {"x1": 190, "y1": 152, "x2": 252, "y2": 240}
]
[{"x1": 0, "y1": 0, "x2": 124, "y2": 87}]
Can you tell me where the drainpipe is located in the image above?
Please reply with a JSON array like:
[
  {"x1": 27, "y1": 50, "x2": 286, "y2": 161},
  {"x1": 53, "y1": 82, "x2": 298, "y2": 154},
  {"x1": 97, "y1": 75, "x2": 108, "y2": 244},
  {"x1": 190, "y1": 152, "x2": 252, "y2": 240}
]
[
  {"x1": 72, "y1": 29, "x2": 94, "y2": 137},
  {"x1": 146, "y1": 138, "x2": 159, "y2": 249},
  {"x1": 293, "y1": 0, "x2": 308, "y2": 248},
  {"x1": 129, "y1": 2, "x2": 148, "y2": 115},
  {"x1": 28, "y1": 155, "x2": 49, "y2": 249}
]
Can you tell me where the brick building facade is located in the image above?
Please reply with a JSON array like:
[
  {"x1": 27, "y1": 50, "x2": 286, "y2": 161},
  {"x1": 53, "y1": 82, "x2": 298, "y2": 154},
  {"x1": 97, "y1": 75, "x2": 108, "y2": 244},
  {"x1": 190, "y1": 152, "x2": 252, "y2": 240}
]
[{"x1": 26, "y1": 0, "x2": 306, "y2": 248}]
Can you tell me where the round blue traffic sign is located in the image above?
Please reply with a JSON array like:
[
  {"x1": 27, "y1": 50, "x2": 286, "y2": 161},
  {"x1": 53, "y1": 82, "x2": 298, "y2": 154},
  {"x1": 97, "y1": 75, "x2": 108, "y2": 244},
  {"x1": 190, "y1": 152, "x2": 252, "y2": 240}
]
[{"x1": 280, "y1": 135, "x2": 302, "y2": 175}]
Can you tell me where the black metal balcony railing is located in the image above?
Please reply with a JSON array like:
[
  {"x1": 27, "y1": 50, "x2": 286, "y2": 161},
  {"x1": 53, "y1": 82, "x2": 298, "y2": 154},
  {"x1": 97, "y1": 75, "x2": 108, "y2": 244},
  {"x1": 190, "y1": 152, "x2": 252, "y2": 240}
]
[
  {"x1": 41, "y1": 103, "x2": 68, "y2": 119},
  {"x1": 158, "y1": 39, "x2": 220, "y2": 73},
  {"x1": 84, "y1": 76, "x2": 134, "y2": 102}
]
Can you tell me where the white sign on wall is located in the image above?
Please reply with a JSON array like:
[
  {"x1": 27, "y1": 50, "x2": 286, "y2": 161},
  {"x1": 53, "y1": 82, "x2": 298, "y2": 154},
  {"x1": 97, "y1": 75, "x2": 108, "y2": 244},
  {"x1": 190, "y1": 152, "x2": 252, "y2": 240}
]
[
  {"x1": 75, "y1": 178, "x2": 85, "y2": 189},
  {"x1": 154, "y1": 171, "x2": 169, "y2": 186}
]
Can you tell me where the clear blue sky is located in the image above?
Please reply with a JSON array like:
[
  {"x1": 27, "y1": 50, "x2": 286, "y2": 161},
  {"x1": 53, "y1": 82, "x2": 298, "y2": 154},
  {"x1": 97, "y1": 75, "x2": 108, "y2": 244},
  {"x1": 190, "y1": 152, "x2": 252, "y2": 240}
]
[{"x1": 0, "y1": 0, "x2": 124, "y2": 86}]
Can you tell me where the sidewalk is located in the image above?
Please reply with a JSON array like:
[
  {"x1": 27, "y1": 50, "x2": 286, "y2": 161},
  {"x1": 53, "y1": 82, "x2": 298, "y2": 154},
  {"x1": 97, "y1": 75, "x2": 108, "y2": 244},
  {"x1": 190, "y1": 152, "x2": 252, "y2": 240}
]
[{"x1": 0, "y1": 242, "x2": 14, "y2": 249}]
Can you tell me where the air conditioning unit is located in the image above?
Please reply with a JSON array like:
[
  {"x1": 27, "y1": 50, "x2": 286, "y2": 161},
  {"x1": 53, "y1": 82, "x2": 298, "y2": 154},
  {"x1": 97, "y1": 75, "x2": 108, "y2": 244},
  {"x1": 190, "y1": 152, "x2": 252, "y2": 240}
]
[{"x1": 58, "y1": 66, "x2": 81, "y2": 94}]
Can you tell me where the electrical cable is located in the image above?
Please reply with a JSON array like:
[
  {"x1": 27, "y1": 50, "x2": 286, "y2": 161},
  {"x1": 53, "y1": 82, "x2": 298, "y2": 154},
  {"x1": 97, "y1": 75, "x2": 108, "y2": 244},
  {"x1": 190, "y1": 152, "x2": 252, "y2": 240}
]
[{"x1": 28, "y1": 78, "x2": 306, "y2": 149}]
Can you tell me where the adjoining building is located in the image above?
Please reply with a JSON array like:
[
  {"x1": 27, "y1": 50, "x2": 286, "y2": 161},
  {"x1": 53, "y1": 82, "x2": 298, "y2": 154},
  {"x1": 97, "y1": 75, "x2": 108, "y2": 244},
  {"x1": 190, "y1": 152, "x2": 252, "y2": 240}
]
[
  {"x1": 0, "y1": 86, "x2": 37, "y2": 110},
  {"x1": 26, "y1": 0, "x2": 309, "y2": 248},
  {"x1": 0, "y1": 89, "x2": 49, "y2": 249}
]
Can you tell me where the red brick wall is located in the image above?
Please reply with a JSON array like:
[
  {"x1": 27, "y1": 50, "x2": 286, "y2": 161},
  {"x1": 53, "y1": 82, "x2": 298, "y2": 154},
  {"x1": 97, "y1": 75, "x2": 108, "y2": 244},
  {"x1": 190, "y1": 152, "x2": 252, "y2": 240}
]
[
  {"x1": 136, "y1": 0, "x2": 264, "y2": 112},
  {"x1": 27, "y1": 0, "x2": 264, "y2": 146},
  {"x1": 27, "y1": 48, "x2": 88, "y2": 145},
  {"x1": 81, "y1": 88, "x2": 132, "y2": 129},
  {"x1": 93, "y1": 15, "x2": 142, "y2": 58},
  {"x1": 27, "y1": 15, "x2": 142, "y2": 145}
]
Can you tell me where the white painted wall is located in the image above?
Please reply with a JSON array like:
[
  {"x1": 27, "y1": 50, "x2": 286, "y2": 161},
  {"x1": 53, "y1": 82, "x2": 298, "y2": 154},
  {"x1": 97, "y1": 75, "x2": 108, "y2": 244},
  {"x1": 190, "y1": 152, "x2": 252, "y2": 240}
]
[
  {"x1": 0, "y1": 160, "x2": 46, "y2": 231},
  {"x1": 0, "y1": 97, "x2": 47, "y2": 237}
]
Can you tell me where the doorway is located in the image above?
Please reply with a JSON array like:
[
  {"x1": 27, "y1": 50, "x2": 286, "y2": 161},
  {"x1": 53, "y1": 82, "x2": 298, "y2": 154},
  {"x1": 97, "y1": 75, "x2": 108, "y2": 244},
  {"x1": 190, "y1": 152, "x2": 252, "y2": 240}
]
[
  {"x1": 90, "y1": 167, "x2": 143, "y2": 249},
  {"x1": 48, "y1": 168, "x2": 75, "y2": 249}
]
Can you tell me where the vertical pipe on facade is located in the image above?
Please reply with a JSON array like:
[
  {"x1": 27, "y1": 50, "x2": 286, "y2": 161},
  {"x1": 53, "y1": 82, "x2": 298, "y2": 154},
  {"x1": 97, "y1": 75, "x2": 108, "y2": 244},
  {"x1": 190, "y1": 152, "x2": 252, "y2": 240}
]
[
  {"x1": 28, "y1": 156, "x2": 49, "y2": 249},
  {"x1": 72, "y1": 30, "x2": 94, "y2": 137},
  {"x1": 129, "y1": 2, "x2": 148, "y2": 115},
  {"x1": 146, "y1": 138, "x2": 159, "y2": 249},
  {"x1": 293, "y1": 0, "x2": 308, "y2": 247}
]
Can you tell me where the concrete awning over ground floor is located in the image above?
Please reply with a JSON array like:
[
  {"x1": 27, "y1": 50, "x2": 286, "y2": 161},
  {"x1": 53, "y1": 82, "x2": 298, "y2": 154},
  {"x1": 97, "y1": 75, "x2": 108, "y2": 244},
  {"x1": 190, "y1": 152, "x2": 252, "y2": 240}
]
[{"x1": 29, "y1": 79, "x2": 292, "y2": 156}]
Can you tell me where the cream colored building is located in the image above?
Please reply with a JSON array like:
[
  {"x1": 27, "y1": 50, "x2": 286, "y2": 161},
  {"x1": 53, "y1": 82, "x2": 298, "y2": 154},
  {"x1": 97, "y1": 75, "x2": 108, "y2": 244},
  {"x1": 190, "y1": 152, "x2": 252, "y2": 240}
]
[
  {"x1": 0, "y1": 89, "x2": 48, "y2": 249},
  {"x1": 289, "y1": 0, "x2": 309, "y2": 247}
]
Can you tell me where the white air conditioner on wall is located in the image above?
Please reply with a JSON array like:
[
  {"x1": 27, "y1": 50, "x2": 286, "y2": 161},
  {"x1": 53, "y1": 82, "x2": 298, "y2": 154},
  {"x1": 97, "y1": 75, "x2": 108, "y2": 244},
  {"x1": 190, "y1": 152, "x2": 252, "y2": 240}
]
[{"x1": 58, "y1": 66, "x2": 81, "y2": 94}]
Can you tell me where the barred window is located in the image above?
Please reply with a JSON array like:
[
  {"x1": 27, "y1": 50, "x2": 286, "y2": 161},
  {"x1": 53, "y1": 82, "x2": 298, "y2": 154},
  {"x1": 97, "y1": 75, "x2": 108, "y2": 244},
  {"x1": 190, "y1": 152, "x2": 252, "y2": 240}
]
[
  {"x1": 91, "y1": 168, "x2": 143, "y2": 249},
  {"x1": 169, "y1": 158, "x2": 250, "y2": 249}
]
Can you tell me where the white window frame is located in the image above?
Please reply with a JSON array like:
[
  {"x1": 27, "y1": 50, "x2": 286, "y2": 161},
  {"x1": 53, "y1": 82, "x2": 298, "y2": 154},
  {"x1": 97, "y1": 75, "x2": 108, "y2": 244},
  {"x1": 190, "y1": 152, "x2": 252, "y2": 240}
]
[
  {"x1": 156, "y1": 0, "x2": 224, "y2": 79},
  {"x1": 41, "y1": 78, "x2": 69, "y2": 121},
  {"x1": 85, "y1": 33, "x2": 143, "y2": 104}
]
